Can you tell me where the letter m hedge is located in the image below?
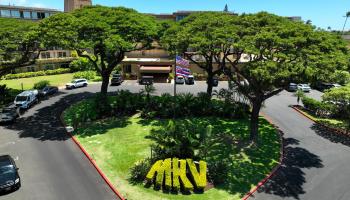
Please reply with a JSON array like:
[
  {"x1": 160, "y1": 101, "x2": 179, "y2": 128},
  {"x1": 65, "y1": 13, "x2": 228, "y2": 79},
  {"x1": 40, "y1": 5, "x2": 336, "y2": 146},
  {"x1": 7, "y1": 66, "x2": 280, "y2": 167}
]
[{"x1": 145, "y1": 158, "x2": 172, "y2": 189}]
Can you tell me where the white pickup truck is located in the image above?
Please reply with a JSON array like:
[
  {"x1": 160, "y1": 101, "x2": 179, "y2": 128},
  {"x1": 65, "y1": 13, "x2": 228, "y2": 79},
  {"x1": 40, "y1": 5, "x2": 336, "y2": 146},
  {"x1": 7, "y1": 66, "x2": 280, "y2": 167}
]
[{"x1": 14, "y1": 90, "x2": 38, "y2": 109}]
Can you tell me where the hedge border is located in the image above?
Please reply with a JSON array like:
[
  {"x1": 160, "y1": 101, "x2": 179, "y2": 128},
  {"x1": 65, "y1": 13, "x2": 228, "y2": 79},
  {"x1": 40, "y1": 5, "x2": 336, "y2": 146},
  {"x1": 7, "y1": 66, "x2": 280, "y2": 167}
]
[
  {"x1": 292, "y1": 105, "x2": 350, "y2": 136},
  {"x1": 242, "y1": 112, "x2": 285, "y2": 200},
  {"x1": 59, "y1": 112, "x2": 125, "y2": 200}
]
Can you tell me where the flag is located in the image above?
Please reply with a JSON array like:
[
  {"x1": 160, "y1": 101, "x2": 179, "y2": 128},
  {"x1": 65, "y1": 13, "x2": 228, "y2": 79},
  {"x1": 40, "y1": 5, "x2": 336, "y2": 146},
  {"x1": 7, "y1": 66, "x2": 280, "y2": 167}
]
[
  {"x1": 176, "y1": 56, "x2": 190, "y2": 68},
  {"x1": 176, "y1": 66, "x2": 192, "y2": 77}
]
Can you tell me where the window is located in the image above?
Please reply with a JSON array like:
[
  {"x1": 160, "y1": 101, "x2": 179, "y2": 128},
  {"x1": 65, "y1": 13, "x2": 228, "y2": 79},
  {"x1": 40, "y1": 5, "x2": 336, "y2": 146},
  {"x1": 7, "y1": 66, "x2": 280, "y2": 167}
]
[
  {"x1": 23, "y1": 11, "x2": 31, "y2": 19},
  {"x1": 31, "y1": 11, "x2": 38, "y2": 19},
  {"x1": 0, "y1": 10, "x2": 11, "y2": 17},
  {"x1": 41, "y1": 52, "x2": 51, "y2": 59},
  {"x1": 37, "y1": 12, "x2": 45, "y2": 19},
  {"x1": 45, "y1": 12, "x2": 50, "y2": 18},
  {"x1": 11, "y1": 10, "x2": 20, "y2": 18},
  {"x1": 58, "y1": 52, "x2": 67, "y2": 58},
  {"x1": 123, "y1": 64, "x2": 132, "y2": 73}
]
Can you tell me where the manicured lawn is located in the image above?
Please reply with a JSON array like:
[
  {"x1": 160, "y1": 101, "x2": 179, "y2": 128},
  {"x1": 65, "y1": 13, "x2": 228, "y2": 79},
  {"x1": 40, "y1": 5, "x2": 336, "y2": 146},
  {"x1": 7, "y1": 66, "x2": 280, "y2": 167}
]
[
  {"x1": 0, "y1": 73, "x2": 75, "y2": 90},
  {"x1": 69, "y1": 114, "x2": 281, "y2": 200}
]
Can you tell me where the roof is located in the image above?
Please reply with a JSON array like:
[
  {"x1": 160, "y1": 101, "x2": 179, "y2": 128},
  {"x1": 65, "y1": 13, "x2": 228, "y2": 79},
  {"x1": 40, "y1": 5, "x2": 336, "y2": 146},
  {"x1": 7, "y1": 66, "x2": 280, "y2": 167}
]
[
  {"x1": 140, "y1": 66, "x2": 172, "y2": 73},
  {"x1": 18, "y1": 90, "x2": 35, "y2": 96},
  {"x1": 0, "y1": 4, "x2": 60, "y2": 12}
]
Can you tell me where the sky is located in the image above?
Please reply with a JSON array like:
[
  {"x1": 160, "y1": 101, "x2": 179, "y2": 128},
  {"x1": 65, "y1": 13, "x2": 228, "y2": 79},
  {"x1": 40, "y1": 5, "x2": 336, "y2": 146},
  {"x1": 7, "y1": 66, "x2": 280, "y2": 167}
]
[{"x1": 1, "y1": 0, "x2": 350, "y2": 30}]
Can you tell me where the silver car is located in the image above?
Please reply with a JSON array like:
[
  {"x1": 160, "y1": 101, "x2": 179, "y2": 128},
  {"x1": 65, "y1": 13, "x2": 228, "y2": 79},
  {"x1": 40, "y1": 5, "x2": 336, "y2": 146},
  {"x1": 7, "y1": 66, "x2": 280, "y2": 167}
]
[{"x1": 297, "y1": 84, "x2": 311, "y2": 92}]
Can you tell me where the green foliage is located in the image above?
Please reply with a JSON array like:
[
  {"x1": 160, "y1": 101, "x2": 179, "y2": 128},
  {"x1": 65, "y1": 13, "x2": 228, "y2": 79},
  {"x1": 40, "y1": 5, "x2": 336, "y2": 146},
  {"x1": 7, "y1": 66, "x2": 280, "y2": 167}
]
[
  {"x1": 129, "y1": 158, "x2": 152, "y2": 184},
  {"x1": 63, "y1": 99, "x2": 99, "y2": 128},
  {"x1": 39, "y1": 6, "x2": 158, "y2": 94},
  {"x1": 33, "y1": 80, "x2": 50, "y2": 90},
  {"x1": 3, "y1": 68, "x2": 70, "y2": 80},
  {"x1": 0, "y1": 85, "x2": 20, "y2": 108},
  {"x1": 302, "y1": 96, "x2": 335, "y2": 117},
  {"x1": 162, "y1": 12, "x2": 235, "y2": 95},
  {"x1": 0, "y1": 18, "x2": 39, "y2": 77},
  {"x1": 73, "y1": 70, "x2": 96, "y2": 80},
  {"x1": 331, "y1": 70, "x2": 350, "y2": 85},
  {"x1": 323, "y1": 86, "x2": 350, "y2": 128},
  {"x1": 69, "y1": 57, "x2": 95, "y2": 72}
]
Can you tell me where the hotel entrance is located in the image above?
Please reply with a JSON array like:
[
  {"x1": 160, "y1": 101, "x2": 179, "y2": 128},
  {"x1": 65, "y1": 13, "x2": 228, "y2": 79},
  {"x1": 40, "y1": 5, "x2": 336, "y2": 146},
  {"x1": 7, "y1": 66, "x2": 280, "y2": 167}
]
[{"x1": 139, "y1": 65, "x2": 172, "y2": 83}]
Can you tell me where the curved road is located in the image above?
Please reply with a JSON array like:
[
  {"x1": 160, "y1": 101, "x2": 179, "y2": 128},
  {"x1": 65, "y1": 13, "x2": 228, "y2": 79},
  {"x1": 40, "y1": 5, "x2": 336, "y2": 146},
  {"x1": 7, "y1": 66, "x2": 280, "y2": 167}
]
[
  {"x1": 2, "y1": 81, "x2": 349, "y2": 200},
  {"x1": 0, "y1": 81, "x2": 222, "y2": 200},
  {"x1": 253, "y1": 90, "x2": 350, "y2": 200}
]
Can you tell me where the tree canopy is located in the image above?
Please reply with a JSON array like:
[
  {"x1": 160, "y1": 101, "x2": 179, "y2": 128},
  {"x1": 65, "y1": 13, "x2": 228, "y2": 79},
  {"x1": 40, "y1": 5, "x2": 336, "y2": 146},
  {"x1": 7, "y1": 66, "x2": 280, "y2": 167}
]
[
  {"x1": 223, "y1": 12, "x2": 349, "y2": 142},
  {"x1": 39, "y1": 6, "x2": 158, "y2": 94},
  {"x1": 162, "y1": 12, "x2": 237, "y2": 95},
  {"x1": 0, "y1": 18, "x2": 40, "y2": 78}
]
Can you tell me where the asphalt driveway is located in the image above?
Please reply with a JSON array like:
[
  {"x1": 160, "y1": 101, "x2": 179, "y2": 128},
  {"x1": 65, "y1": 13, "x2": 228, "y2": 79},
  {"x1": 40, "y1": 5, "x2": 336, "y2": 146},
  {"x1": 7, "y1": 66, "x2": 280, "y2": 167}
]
[{"x1": 252, "y1": 90, "x2": 350, "y2": 200}]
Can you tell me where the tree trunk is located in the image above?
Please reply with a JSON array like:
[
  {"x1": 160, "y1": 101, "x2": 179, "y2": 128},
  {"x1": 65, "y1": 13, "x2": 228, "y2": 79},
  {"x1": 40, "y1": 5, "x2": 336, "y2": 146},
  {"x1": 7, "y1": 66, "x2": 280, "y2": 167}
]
[
  {"x1": 100, "y1": 72, "x2": 110, "y2": 95},
  {"x1": 250, "y1": 99, "x2": 263, "y2": 143},
  {"x1": 207, "y1": 73, "x2": 214, "y2": 96}
]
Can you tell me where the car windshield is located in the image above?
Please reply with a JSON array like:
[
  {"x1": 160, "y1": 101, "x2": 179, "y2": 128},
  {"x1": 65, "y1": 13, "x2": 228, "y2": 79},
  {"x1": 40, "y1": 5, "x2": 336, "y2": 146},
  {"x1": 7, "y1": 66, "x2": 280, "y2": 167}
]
[
  {"x1": 15, "y1": 96, "x2": 28, "y2": 102},
  {"x1": 0, "y1": 164, "x2": 15, "y2": 175}
]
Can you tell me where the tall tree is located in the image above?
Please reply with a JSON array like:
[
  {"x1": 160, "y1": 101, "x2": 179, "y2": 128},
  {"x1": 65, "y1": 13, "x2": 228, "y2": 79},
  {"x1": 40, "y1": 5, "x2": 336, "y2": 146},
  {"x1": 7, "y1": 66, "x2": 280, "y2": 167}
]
[
  {"x1": 0, "y1": 18, "x2": 40, "y2": 78},
  {"x1": 342, "y1": 11, "x2": 350, "y2": 34},
  {"x1": 162, "y1": 12, "x2": 238, "y2": 96},
  {"x1": 39, "y1": 6, "x2": 158, "y2": 94},
  {"x1": 224, "y1": 12, "x2": 349, "y2": 143}
]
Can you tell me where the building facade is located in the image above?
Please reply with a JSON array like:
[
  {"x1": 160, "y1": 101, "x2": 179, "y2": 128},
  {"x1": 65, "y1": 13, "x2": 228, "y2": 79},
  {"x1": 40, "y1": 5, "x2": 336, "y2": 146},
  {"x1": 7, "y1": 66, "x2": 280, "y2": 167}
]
[
  {"x1": 0, "y1": 5, "x2": 58, "y2": 20},
  {"x1": 0, "y1": 4, "x2": 76, "y2": 73},
  {"x1": 64, "y1": 0, "x2": 92, "y2": 12}
]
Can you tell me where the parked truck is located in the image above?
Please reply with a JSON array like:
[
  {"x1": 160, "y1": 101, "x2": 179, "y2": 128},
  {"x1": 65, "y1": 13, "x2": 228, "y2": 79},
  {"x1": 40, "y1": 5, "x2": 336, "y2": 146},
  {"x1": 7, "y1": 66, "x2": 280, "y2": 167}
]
[{"x1": 14, "y1": 90, "x2": 38, "y2": 109}]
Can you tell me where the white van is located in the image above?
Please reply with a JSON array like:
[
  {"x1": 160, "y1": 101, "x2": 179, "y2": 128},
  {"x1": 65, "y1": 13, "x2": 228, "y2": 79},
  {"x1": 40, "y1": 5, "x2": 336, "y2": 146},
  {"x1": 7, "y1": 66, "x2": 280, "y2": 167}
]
[{"x1": 14, "y1": 90, "x2": 38, "y2": 109}]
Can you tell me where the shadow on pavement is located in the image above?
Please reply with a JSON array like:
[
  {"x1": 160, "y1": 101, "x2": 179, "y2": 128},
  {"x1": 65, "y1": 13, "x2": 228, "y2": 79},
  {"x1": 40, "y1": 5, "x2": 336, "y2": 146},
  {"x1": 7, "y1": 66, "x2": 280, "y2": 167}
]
[
  {"x1": 3, "y1": 92, "x2": 96, "y2": 141},
  {"x1": 311, "y1": 124, "x2": 350, "y2": 147},
  {"x1": 257, "y1": 137, "x2": 323, "y2": 200}
]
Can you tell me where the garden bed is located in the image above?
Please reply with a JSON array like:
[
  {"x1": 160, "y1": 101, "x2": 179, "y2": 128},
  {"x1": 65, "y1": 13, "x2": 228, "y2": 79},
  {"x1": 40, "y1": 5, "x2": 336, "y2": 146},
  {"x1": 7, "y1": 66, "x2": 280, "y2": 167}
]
[
  {"x1": 293, "y1": 105, "x2": 349, "y2": 135},
  {"x1": 63, "y1": 112, "x2": 281, "y2": 200}
]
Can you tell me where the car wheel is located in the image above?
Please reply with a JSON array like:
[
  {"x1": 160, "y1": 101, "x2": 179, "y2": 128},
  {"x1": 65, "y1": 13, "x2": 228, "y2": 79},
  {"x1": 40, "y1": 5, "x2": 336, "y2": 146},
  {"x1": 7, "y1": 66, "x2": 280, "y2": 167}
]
[{"x1": 83, "y1": 83, "x2": 87, "y2": 87}]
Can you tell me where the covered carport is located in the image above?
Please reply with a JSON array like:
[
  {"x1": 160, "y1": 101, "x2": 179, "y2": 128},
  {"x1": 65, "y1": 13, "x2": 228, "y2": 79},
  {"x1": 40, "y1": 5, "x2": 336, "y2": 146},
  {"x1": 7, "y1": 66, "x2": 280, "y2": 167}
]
[{"x1": 139, "y1": 65, "x2": 172, "y2": 83}]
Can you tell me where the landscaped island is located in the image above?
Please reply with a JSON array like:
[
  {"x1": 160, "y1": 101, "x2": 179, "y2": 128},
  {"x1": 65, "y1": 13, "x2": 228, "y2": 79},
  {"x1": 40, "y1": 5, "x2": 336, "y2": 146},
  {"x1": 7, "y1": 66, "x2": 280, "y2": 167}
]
[{"x1": 63, "y1": 91, "x2": 281, "y2": 200}]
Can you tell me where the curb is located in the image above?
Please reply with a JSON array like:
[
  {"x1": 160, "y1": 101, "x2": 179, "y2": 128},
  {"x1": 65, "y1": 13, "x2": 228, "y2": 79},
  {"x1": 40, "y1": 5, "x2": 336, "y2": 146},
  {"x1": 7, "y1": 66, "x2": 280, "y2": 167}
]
[
  {"x1": 291, "y1": 105, "x2": 349, "y2": 136},
  {"x1": 59, "y1": 113, "x2": 125, "y2": 200},
  {"x1": 242, "y1": 113, "x2": 284, "y2": 200}
]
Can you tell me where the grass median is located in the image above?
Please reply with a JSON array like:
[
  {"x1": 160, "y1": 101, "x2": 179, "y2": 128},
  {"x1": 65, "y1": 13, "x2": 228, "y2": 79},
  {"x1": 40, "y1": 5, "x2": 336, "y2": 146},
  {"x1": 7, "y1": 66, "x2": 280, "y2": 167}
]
[{"x1": 67, "y1": 113, "x2": 281, "y2": 200}]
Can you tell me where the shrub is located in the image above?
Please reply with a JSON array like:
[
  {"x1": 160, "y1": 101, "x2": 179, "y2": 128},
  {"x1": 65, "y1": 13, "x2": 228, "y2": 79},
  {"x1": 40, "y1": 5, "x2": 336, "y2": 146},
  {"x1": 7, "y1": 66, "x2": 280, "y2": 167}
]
[
  {"x1": 69, "y1": 57, "x2": 95, "y2": 72},
  {"x1": 173, "y1": 159, "x2": 194, "y2": 191},
  {"x1": 129, "y1": 158, "x2": 152, "y2": 184},
  {"x1": 73, "y1": 71, "x2": 96, "y2": 80},
  {"x1": 302, "y1": 96, "x2": 334, "y2": 117},
  {"x1": 186, "y1": 159, "x2": 207, "y2": 190},
  {"x1": 33, "y1": 80, "x2": 50, "y2": 90},
  {"x1": 4, "y1": 68, "x2": 70, "y2": 80}
]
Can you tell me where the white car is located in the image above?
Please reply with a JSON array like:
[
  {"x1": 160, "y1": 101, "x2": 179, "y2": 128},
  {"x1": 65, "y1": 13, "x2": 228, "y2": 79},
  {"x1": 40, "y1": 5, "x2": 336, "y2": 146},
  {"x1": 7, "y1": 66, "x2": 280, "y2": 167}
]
[
  {"x1": 297, "y1": 84, "x2": 311, "y2": 92},
  {"x1": 14, "y1": 90, "x2": 38, "y2": 109},
  {"x1": 175, "y1": 76, "x2": 185, "y2": 84},
  {"x1": 66, "y1": 79, "x2": 88, "y2": 89}
]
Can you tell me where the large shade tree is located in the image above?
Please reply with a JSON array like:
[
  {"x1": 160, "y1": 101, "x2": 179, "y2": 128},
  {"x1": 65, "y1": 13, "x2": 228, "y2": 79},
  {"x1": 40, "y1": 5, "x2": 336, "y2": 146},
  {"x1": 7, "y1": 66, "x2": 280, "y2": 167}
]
[
  {"x1": 224, "y1": 12, "x2": 349, "y2": 143},
  {"x1": 0, "y1": 18, "x2": 40, "y2": 78},
  {"x1": 39, "y1": 6, "x2": 158, "y2": 94},
  {"x1": 161, "y1": 12, "x2": 237, "y2": 96}
]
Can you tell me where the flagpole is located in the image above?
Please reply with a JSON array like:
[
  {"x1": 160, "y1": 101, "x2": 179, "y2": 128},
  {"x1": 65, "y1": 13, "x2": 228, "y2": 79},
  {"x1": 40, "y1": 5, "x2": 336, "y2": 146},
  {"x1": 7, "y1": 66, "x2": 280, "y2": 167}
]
[
  {"x1": 174, "y1": 52, "x2": 177, "y2": 97},
  {"x1": 173, "y1": 52, "x2": 177, "y2": 119}
]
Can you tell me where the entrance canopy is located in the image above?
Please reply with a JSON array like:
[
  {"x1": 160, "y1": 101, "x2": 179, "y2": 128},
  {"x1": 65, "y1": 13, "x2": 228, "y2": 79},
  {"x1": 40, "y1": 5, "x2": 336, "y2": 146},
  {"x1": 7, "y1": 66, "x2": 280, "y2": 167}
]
[{"x1": 140, "y1": 66, "x2": 172, "y2": 74}]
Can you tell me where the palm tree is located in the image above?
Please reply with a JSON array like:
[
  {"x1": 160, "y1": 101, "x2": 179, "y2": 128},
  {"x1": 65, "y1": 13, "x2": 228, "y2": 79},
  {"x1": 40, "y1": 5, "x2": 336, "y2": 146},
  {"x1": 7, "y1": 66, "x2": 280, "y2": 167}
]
[{"x1": 342, "y1": 11, "x2": 350, "y2": 34}]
